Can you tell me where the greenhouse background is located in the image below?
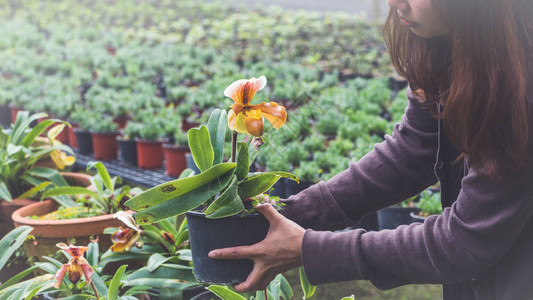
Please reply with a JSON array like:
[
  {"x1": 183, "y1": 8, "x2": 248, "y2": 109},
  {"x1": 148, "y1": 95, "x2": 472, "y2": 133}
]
[{"x1": 0, "y1": 0, "x2": 442, "y2": 299}]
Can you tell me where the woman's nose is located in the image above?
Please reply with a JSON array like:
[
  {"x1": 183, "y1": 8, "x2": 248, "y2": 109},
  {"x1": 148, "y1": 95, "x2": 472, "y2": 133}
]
[{"x1": 387, "y1": 0, "x2": 409, "y2": 12}]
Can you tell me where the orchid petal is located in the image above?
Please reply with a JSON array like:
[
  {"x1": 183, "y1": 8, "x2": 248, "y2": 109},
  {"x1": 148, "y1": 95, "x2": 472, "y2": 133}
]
[
  {"x1": 114, "y1": 211, "x2": 140, "y2": 232},
  {"x1": 233, "y1": 112, "x2": 249, "y2": 134},
  {"x1": 80, "y1": 262, "x2": 95, "y2": 285},
  {"x1": 54, "y1": 264, "x2": 69, "y2": 288},
  {"x1": 110, "y1": 227, "x2": 140, "y2": 252},
  {"x1": 68, "y1": 260, "x2": 83, "y2": 284},
  {"x1": 250, "y1": 102, "x2": 287, "y2": 129},
  {"x1": 228, "y1": 109, "x2": 237, "y2": 131},
  {"x1": 50, "y1": 150, "x2": 65, "y2": 170},
  {"x1": 224, "y1": 76, "x2": 267, "y2": 105},
  {"x1": 245, "y1": 116, "x2": 264, "y2": 137}
]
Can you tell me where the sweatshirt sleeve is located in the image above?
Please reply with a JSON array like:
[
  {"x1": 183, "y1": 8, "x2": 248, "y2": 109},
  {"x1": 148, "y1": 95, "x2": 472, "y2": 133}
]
[
  {"x1": 280, "y1": 87, "x2": 439, "y2": 231},
  {"x1": 302, "y1": 163, "x2": 533, "y2": 288}
]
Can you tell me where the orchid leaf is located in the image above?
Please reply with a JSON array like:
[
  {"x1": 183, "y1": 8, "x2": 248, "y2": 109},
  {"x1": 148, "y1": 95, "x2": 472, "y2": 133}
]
[
  {"x1": 188, "y1": 125, "x2": 214, "y2": 172},
  {"x1": 0, "y1": 181, "x2": 12, "y2": 201},
  {"x1": 206, "y1": 175, "x2": 244, "y2": 218},
  {"x1": 208, "y1": 285, "x2": 247, "y2": 300},
  {"x1": 21, "y1": 119, "x2": 56, "y2": 147},
  {"x1": 125, "y1": 265, "x2": 196, "y2": 286},
  {"x1": 11, "y1": 111, "x2": 47, "y2": 145},
  {"x1": 300, "y1": 266, "x2": 316, "y2": 299},
  {"x1": 18, "y1": 181, "x2": 51, "y2": 200},
  {"x1": 0, "y1": 226, "x2": 33, "y2": 271},
  {"x1": 87, "y1": 161, "x2": 113, "y2": 194},
  {"x1": 235, "y1": 142, "x2": 249, "y2": 181},
  {"x1": 207, "y1": 108, "x2": 227, "y2": 165},
  {"x1": 132, "y1": 169, "x2": 235, "y2": 224},
  {"x1": 238, "y1": 172, "x2": 298, "y2": 200},
  {"x1": 108, "y1": 264, "x2": 127, "y2": 300},
  {"x1": 42, "y1": 186, "x2": 100, "y2": 200},
  {"x1": 125, "y1": 162, "x2": 236, "y2": 210},
  {"x1": 25, "y1": 167, "x2": 69, "y2": 187},
  {"x1": 147, "y1": 253, "x2": 173, "y2": 272}
]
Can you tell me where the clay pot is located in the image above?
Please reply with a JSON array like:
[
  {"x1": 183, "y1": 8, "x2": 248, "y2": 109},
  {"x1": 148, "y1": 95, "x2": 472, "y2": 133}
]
[
  {"x1": 112, "y1": 116, "x2": 130, "y2": 130},
  {"x1": 8, "y1": 104, "x2": 24, "y2": 124},
  {"x1": 162, "y1": 144, "x2": 189, "y2": 177},
  {"x1": 91, "y1": 131, "x2": 119, "y2": 161},
  {"x1": 67, "y1": 122, "x2": 79, "y2": 149},
  {"x1": 135, "y1": 139, "x2": 164, "y2": 170}
]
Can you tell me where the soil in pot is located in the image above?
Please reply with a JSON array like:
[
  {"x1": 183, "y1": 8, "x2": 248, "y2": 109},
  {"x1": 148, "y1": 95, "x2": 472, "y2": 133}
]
[
  {"x1": 74, "y1": 128, "x2": 93, "y2": 155},
  {"x1": 91, "y1": 131, "x2": 119, "y2": 161},
  {"x1": 117, "y1": 136, "x2": 138, "y2": 166},
  {"x1": 163, "y1": 144, "x2": 189, "y2": 177},
  {"x1": 136, "y1": 139, "x2": 164, "y2": 169},
  {"x1": 186, "y1": 211, "x2": 269, "y2": 285}
]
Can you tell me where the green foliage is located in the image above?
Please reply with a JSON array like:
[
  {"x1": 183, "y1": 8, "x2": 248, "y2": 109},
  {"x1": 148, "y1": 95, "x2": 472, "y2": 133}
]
[{"x1": 417, "y1": 190, "x2": 443, "y2": 217}]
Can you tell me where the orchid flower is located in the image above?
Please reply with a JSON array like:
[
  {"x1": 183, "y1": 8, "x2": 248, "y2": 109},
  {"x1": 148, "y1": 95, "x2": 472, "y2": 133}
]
[
  {"x1": 111, "y1": 211, "x2": 142, "y2": 252},
  {"x1": 50, "y1": 148, "x2": 75, "y2": 170},
  {"x1": 54, "y1": 243, "x2": 94, "y2": 289},
  {"x1": 225, "y1": 75, "x2": 287, "y2": 137}
]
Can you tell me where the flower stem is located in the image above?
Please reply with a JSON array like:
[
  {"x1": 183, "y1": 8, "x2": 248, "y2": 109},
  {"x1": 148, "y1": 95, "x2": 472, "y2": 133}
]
[
  {"x1": 231, "y1": 131, "x2": 238, "y2": 163},
  {"x1": 90, "y1": 280, "x2": 99, "y2": 299}
]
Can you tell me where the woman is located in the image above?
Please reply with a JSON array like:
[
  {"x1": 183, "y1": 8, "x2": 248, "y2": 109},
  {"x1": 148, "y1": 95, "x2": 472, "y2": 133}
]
[{"x1": 210, "y1": 0, "x2": 533, "y2": 298}]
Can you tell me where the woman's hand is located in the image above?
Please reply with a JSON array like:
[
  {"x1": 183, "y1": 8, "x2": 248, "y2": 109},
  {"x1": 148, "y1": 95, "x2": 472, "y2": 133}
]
[{"x1": 208, "y1": 203, "x2": 305, "y2": 292}]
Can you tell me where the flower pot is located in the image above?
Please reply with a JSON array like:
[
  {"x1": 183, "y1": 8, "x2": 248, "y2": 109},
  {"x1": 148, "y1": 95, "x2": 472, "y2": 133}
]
[
  {"x1": 136, "y1": 139, "x2": 164, "y2": 170},
  {"x1": 67, "y1": 122, "x2": 79, "y2": 149},
  {"x1": 185, "y1": 211, "x2": 270, "y2": 285},
  {"x1": 113, "y1": 116, "x2": 130, "y2": 130},
  {"x1": 91, "y1": 131, "x2": 119, "y2": 161},
  {"x1": 117, "y1": 136, "x2": 138, "y2": 166},
  {"x1": 268, "y1": 176, "x2": 288, "y2": 199},
  {"x1": 377, "y1": 206, "x2": 417, "y2": 230},
  {"x1": 410, "y1": 210, "x2": 426, "y2": 223},
  {"x1": 8, "y1": 104, "x2": 23, "y2": 124},
  {"x1": 163, "y1": 144, "x2": 189, "y2": 177},
  {"x1": 74, "y1": 128, "x2": 93, "y2": 155},
  {"x1": 0, "y1": 104, "x2": 12, "y2": 127},
  {"x1": 185, "y1": 153, "x2": 201, "y2": 175},
  {"x1": 11, "y1": 199, "x2": 124, "y2": 259},
  {"x1": 286, "y1": 179, "x2": 313, "y2": 197},
  {"x1": 0, "y1": 172, "x2": 91, "y2": 238}
]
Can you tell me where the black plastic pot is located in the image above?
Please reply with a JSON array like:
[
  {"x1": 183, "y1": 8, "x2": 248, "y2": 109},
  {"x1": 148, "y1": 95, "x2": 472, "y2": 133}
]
[
  {"x1": 186, "y1": 211, "x2": 269, "y2": 285},
  {"x1": 74, "y1": 128, "x2": 93, "y2": 155},
  {"x1": 0, "y1": 104, "x2": 11, "y2": 127},
  {"x1": 410, "y1": 210, "x2": 426, "y2": 223},
  {"x1": 185, "y1": 153, "x2": 201, "y2": 174},
  {"x1": 377, "y1": 206, "x2": 417, "y2": 230},
  {"x1": 286, "y1": 179, "x2": 312, "y2": 197},
  {"x1": 117, "y1": 137, "x2": 138, "y2": 166},
  {"x1": 268, "y1": 177, "x2": 288, "y2": 199},
  {"x1": 353, "y1": 211, "x2": 379, "y2": 231}
]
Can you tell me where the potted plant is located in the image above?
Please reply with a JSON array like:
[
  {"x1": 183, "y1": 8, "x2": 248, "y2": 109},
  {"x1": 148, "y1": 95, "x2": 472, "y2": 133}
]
[
  {"x1": 0, "y1": 111, "x2": 77, "y2": 237},
  {"x1": 411, "y1": 189, "x2": 443, "y2": 223},
  {"x1": 11, "y1": 161, "x2": 143, "y2": 259},
  {"x1": 70, "y1": 107, "x2": 96, "y2": 154},
  {"x1": 90, "y1": 115, "x2": 120, "y2": 161},
  {"x1": 117, "y1": 121, "x2": 143, "y2": 166},
  {"x1": 163, "y1": 128, "x2": 190, "y2": 177},
  {"x1": 125, "y1": 76, "x2": 296, "y2": 285}
]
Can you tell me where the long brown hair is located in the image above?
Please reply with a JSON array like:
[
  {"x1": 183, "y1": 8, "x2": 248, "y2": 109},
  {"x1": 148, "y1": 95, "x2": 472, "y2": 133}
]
[{"x1": 384, "y1": 0, "x2": 533, "y2": 182}]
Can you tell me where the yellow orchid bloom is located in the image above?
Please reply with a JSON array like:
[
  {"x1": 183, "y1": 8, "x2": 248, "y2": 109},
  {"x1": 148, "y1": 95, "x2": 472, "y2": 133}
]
[
  {"x1": 50, "y1": 149, "x2": 76, "y2": 170},
  {"x1": 225, "y1": 75, "x2": 287, "y2": 137},
  {"x1": 54, "y1": 243, "x2": 95, "y2": 288}
]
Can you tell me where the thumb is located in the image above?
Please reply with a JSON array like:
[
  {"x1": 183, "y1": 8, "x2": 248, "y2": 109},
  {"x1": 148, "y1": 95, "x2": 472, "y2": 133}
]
[{"x1": 255, "y1": 203, "x2": 284, "y2": 224}]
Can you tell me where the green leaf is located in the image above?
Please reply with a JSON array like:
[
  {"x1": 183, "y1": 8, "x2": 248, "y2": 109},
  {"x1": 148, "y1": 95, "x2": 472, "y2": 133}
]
[
  {"x1": 132, "y1": 169, "x2": 235, "y2": 224},
  {"x1": 341, "y1": 296, "x2": 355, "y2": 300},
  {"x1": 25, "y1": 167, "x2": 68, "y2": 187},
  {"x1": 0, "y1": 226, "x2": 33, "y2": 271},
  {"x1": 157, "y1": 218, "x2": 179, "y2": 240},
  {"x1": 147, "y1": 253, "x2": 173, "y2": 272},
  {"x1": 235, "y1": 142, "x2": 249, "y2": 181},
  {"x1": 268, "y1": 275, "x2": 282, "y2": 300},
  {"x1": 108, "y1": 264, "x2": 127, "y2": 300},
  {"x1": 178, "y1": 169, "x2": 196, "y2": 178},
  {"x1": 42, "y1": 186, "x2": 100, "y2": 200},
  {"x1": 207, "y1": 285, "x2": 247, "y2": 300},
  {"x1": 87, "y1": 241, "x2": 99, "y2": 267},
  {"x1": 91, "y1": 272, "x2": 109, "y2": 297},
  {"x1": 0, "y1": 265, "x2": 40, "y2": 291},
  {"x1": 18, "y1": 181, "x2": 51, "y2": 199},
  {"x1": 299, "y1": 266, "x2": 316, "y2": 299},
  {"x1": 0, "y1": 181, "x2": 12, "y2": 201},
  {"x1": 87, "y1": 161, "x2": 114, "y2": 194},
  {"x1": 205, "y1": 175, "x2": 244, "y2": 219},
  {"x1": 188, "y1": 125, "x2": 214, "y2": 172},
  {"x1": 11, "y1": 111, "x2": 47, "y2": 145},
  {"x1": 124, "y1": 265, "x2": 195, "y2": 288},
  {"x1": 207, "y1": 108, "x2": 228, "y2": 165},
  {"x1": 126, "y1": 162, "x2": 236, "y2": 211},
  {"x1": 279, "y1": 274, "x2": 294, "y2": 300},
  {"x1": 238, "y1": 172, "x2": 298, "y2": 200},
  {"x1": 21, "y1": 119, "x2": 57, "y2": 147}
]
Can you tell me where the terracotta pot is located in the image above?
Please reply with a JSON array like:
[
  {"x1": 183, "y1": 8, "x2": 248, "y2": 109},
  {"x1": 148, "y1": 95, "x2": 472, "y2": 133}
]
[
  {"x1": 0, "y1": 172, "x2": 91, "y2": 238},
  {"x1": 112, "y1": 116, "x2": 130, "y2": 130},
  {"x1": 91, "y1": 131, "x2": 119, "y2": 161},
  {"x1": 8, "y1": 104, "x2": 24, "y2": 124},
  {"x1": 163, "y1": 144, "x2": 189, "y2": 177},
  {"x1": 12, "y1": 200, "x2": 124, "y2": 258},
  {"x1": 67, "y1": 123, "x2": 79, "y2": 149},
  {"x1": 135, "y1": 139, "x2": 164, "y2": 169}
]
